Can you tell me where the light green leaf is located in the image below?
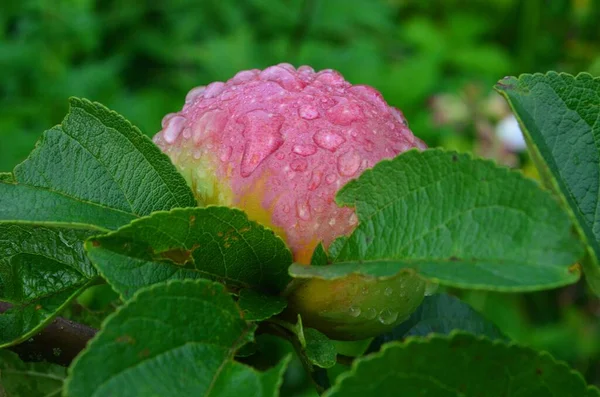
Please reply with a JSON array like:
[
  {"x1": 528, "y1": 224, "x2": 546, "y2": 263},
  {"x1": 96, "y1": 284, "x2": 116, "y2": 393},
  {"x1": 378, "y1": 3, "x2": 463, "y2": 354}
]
[
  {"x1": 85, "y1": 207, "x2": 292, "y2": 299},
  {"x1": 303, "y1": 328, "x2": 337, "y2": 369},
  {"x1": 495, "y1": 72, "x2": 600, "y2": 294},
  {"x1": 65, "y1": 280, "x2": 288, "y2": 397},
  {"x1": 290, "y1": 149, "x2": 583, "y2": 292},
  {"x1": 14, "y1": 98, "x2": 196, "y2": 216},
  {"x1": 0, "y1": 349, "x2": 66, "y2": 397},
  {"x1": 368, "y1": 293, "x2": 505, "y2": 353},
  {"x1": 0, "y1": 224, "x2": 98, "y2": 347},
  {"x1": 327, "y1": 332, "x2": 599, "y2": 396},
  {"x1": 237, "y1": 289, "x2": 287, "y2": 322}
]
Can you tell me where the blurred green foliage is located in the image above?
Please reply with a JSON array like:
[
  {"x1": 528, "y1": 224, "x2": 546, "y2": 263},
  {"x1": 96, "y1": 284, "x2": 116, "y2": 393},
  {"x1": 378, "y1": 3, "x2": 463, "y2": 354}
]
[{"x1": 2, "y1": 0, "x2": 600, "y2": 393}]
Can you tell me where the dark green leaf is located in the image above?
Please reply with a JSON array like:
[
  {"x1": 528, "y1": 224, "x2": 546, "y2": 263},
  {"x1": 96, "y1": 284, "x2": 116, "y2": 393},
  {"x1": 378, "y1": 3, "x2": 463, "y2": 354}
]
[
  {"x1": 0, "y1": 350, "x2": 66, "y2": 397},
  {"x1": 14, "y1": 98, "x2": 196, "y2": 216},
  {"x1": 238, "y1": 289, "x2": 287, "y2": 322},
  {"x1": 310, "y1": 243, "x2": 329, "y2": 267},
  {"x1": 0, "y1": 173, "x2": 13, "y2": 183},
  {"x1": 66, "y1": 279, "x2": 288, "y2": 397},
  {"x1": 291, "y1": 149, "x2": 583, "y2": 292},
  {"x1": 0, "y1": 224, "x2": 98, "y2": 347},
  {"x1": 495, "y1": 72, "x2": 600, "y2": 294},
  {"x1": 327, "y1": 332, "x2": 598, "y2": 396},
  {"x1": 304, "y1": 328, "x2": 337, "y2": 369},
  {"x1": 368, "y1": 293, "x2": 505, "y2": 353},
  {"x1": 86, "y1": 207, "x2": 292, "y2": 299},
  {"x1": 0, "y1": 183, "x2": 135, "y2": 231}
]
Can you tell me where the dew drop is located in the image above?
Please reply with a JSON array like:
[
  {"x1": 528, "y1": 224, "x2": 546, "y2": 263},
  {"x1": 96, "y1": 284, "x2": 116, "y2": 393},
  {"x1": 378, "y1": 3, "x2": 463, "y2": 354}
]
[
  {"x1": 276, "y1": 152, "x2": 285, "y2": 160},
  {"x1": 378, "y1": 309, "x2": 398, "y2": 325},
  {"x1": 348, "y1": 213, "x2": 358, "y2": 226},
  {"x1": 384, "y1": 287, "x2": 393, "y2": 297},
  {"x1": 424, "y1": 282, "x2": 439, "y2": 296},
  {"x1": 182, "y1": 128, "x2": 192, "y2": 139},
  {"x1": 315, "y1": 70, "x2": 345, "y2": 86},
  {"x1": 308, "y1": 170, "x2": 323, "y2": 191},
  {"x1": 364, "y1": 307, "x2": 377, "y2": 320},
  {"x1": 219, "y1": 146, "x2": 233, "y2": 162},
  {"x1": 325, "y1": 173, "x2": 337, "y2": 184},
  {"x1": 203, "y1": 82, "x2": 226, "y2": 98},
  {"x1": 298, "y1": 65, "x2": 315, "y2": 74},
  {"x1": 328, "y1": 218, "x2": 336, "y2": 226},
  {"x1": 192, "y1": 109, "x2": 228, "y2": 145},
  {"x1": 291, "y1": 158, "x2": 308, "y2": 172},
  {"x1": 185, "y1": 86, "x2": 206, "y2": 104},
  {"x1": 313, "y1": 130, "x2": 345, "y2": 152},
  {"x1": 348, "y1": 85, "x2": 388, "y2": 112},
  {"x1": 299, "y1": 105, "x2": 319, "y2": 120},
  {"x1": 239, "y1": 110, "x2": 285, "y2": 177},
  {"x1": 292, "y1": 144, "x2": 317, "y2": 157},
  {"x1": 161, "y1": 112, "x2": 177, "y2": 128},
  {"x1": 193, "y1": 149, "x2": 202, "y2": 159},
  {"x1": 337, "y1": 150, "x2": 361, "y2": 176},
  {"x1": 231, "y1": 70, "x2": 258, "y2": 85},
  {"x1": 349, "y1": 306, "x2": 361, "y2": 318},
  {"x1": 163, "y1": 115, "x2": 187, "y2": 144},
  {"x1": 326, "y1": 99, "x2": 365, "y2": 126},
  {"x1": 283, "y1": 204, "x2": 290, "y2": 213},
  {"x1": 296, "y1": 200, "x2": 311, "y2": 221},
  {"x1": 259, "y1": 65, "x2": 304, "y2": 91}
]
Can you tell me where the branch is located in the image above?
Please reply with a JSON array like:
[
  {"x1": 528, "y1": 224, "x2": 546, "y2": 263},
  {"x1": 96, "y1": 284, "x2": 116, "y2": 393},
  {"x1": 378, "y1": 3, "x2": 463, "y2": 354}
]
[{"x1": 0, "y1": 302, "x2": 97, "y2": 367}]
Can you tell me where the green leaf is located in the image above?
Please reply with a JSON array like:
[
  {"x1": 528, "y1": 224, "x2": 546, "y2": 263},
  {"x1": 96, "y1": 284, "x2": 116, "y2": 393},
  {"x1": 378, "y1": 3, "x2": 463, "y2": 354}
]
[
  {"x1": 495, "y1": 72, "x2": 600, "y2": 294},
  {"x1": 65, "y1": 279, "x2": 289, "y2": 397},
  {"x1": 290, "y1": 149, "x2": 583, "y2": 292},
  {"x1": 326, "y1": 332, "x2": 599, "y2": 396},
  {"x1": 303, "y1": 328, "x2": 337, "y2": 369},
  {"x1": 0, "y1": 350, "x2": 66, "y2": 397},
  {"x1": 0, "y1": 223, "x2": 98, "y2": 347},
  {"x1": 85, "y1": 207, "x2": 292, "y2": 299},
  {"x1": 368, "y1": 293, "x2": 505, "y2": 353},
  {"x1": 13, "y1": 98, "x2": 196, "y2": 217},
  {"x1": 0, "y1": 183, "x2": 135, "y2": 231},
  {"x1": 237, "y1": 289, "x2": 287, "y2": 322},
  {"x1": 0, "y1": 173, "x2": 13, "y2": 183},
  {"x1": 310, "y1": 243, "x2": 329, "y2": 267}
]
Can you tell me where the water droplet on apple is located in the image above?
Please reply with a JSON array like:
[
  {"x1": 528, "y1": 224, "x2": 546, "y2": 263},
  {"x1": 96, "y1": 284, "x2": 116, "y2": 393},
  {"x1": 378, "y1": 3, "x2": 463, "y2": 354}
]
[
  {"x1": 299, "y1": 105, "x2": 319, "y2": 120},
  {"x1": 239, "y1": 110, "x2": 284, "y2": 177},
  {"x1": 337, "y1": 150, "x2": 361, "y2": 176},
  {"x1": 378, "y1": 309, "x2": 398, "y2": 325},
  {"x1": 313, "y1": 130, "x2": 345, "y2": 151},
  {"x1": 296, "y1": 200, "x2": 311, "y2": 221},
  {"x1": 163, "y1": 115, "x2": 187, "y2": 144},
  {"x1": 292, "y1": 144, "x2": 317, "y2": 157},
  {"x1": 349, "y1": 306, "x2": 361, "y2": 318},
  {"x1": 185, "y1": 86, "x2": 206, "y2": 104}
]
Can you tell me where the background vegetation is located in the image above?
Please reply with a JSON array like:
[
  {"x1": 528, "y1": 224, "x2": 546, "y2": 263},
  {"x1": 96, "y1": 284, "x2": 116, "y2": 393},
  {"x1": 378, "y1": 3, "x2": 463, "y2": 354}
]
[{"x1": 2, "y1": 0, "x2": 600, "y2": 394}]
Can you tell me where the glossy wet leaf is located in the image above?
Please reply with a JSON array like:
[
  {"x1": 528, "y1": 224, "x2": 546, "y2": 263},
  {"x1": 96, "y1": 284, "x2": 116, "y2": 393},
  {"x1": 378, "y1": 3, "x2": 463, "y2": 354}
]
[
  {"x1": 0, "y1": 224, "x2": 98, "y2": 347},
  {"x1": 291, "y1": 149, "x2": 583, "y2": 292},
  {"x1": 237, "y1": 289, "x2": 287, "y2": 322},
  {"x1": 327, "y1": 332, "x2": 599, "y2": 396},
  {"x1": 495, "y1": 72, "x2": 600, "y2": 295},
  {"x1": 86, "y1": 207, "x2": 292, "y2": 299},
  {"x1": 0, "y1": 349, "x2": 66, "y2": 397},
  {"x1": 66, "y1": 279, "x2": 289, "y2": 397}
]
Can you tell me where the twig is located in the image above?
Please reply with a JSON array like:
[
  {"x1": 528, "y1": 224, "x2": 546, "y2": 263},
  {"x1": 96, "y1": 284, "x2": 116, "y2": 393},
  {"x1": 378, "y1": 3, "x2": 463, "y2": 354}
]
[{"x1": 0, "y1": 302, "x2": 97, "y2": 367}]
